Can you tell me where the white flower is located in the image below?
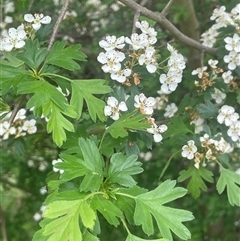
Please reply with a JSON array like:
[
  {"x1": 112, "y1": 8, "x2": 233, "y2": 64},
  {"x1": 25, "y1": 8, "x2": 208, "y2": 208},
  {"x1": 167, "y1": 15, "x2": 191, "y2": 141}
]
[
  {"x1": 181, "y1": 140, "x2": 197, "y2": 160},
  {"x1": 38, "y1": 161, "x2": 48, "y2": 171},
  {"x1": 2, "y1": 24, "x2": 26, "y2": 52},
  {"x1": 159, "y1": 73, "x2": 178, "y2": 93},
  {"x1": 14, "y1": 108, "x2": 26, "y2": 121},
  {"x1": 211, "y1": 88, "x2": 226, "y2": 104},
  {"x1": 135, "y1": 20, "x2": 157, "y2": 37},
  {"x1": 190, "y1": 117, "x2": 204, "y2": 134},
  {"x1": 224, "y1": 33, "x2": 240, "y2": 52},
  {"x1": 134, "y1": 93, "x2": 156, "y2": 115},
  {"x1": 97, "y1": 50, "x2": 125, "y2": 73},
  {"x1": 138, "y1": 46, "x2": 157, "y2": 73},
  {"x1": 217, "y1": 105, "x2": 239, "y2": 126},
  {"x1": 231, "y1": 4, "x2": 240, "y2": 21},
  {"x1": 39, "y1": 186, "x2": 47, "y2": 195},
  {"x1": 139, "y1": 151, "x2": 153, "y2": 161},
  {"x1": 227, "y1": 121, "x2": 240, "y2": 142},
  {"x1": 191, "y1": 66, "x2": 207, "y2": 78},
  {"x1": 214, "y1": 137, "x2": 233, "y2": 153},
  {"x1": 200, "y1": 26, "x2": 219, "y2": 47},
  {"x1": 125, "y1": 33, "x2": 148, "y2": 50},
  {"x1": 0, "y1": 121, "x2": 16, "y2": 140},
  {"x1": 147, "y1": 124, "x2": 167, "y2": 143},
  {"x1": 104, "y1": 96, "x2": 128, "y2": 120},
  {"x1": 210, "y1": 6, "x2": 226, "y2": 21},
  {"x1": 208, "y1": 59, "x2": 218, "y2": 68},
  {"x1": 24, "y1": 13, "x2": 51, "y2": 30},
  {"x1": 99, "y1": 35, "x2": 125, "y2": 51},
  {"x1": 222, "y1": 70, "x2": 233, "y2": 84},
  {"x1": 22, "y1": 119, "x2": 37, "y2": 134},
  {"x1": 110, "y1": 68, "x2": 131, "y2": 83},
  {"x1": 223, "y1": 51, "x2": 240, "y2": 70},
  {"x1": 164, "y1": 103, "x2": 178, "y2": 118},
  {"x1": 52, "y1": 158, "x2": 64, "y2": 174}
]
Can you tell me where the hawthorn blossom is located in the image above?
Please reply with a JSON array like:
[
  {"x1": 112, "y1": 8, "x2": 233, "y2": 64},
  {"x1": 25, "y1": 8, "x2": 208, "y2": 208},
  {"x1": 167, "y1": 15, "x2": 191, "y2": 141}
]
[
  {"x1": 110, "y1": 68, "x2": 131, "y2": 83},
  {"x1": 52, "y1": 158, "x2": 64, "y2": 174},
  {"x1": 1, "y1": 24, "x2": 26, "y2": 51},
  {"x1": 217, "y1": 105, "x2": 239, "y2": 126},
  {"x1": 231, "y1": 4, "x2": 240, "y2": 20},
  {"x1": 104, "y1": 96, "x2": 128, "y2": 120},
  {"x1": 139, "y1": 151, "x2": 153, "y2": 162},
  {"x1": 208, "y1": 59, "x2": 218, "y2": 68},
  {"x1": 181, "y1": 140, "x2": 198, "y2": 160},
  {"x1": 14, "y1": 108, "x2": 27, "y2": 121},
  {"x1": 24, "y1": 13, "x2": 51, "y2": 30},
  {"x1": 164, "y1": 103, "x2": 178, "y2": 118},
  {"x1": 138, "y1": 46, "x2": 157, "y2": 73},
  {"x1": 192, "y1": 66, "x2": 207, "y2": 78},
  {"x1": 135, "y1": 20, "x2": 157, "y2": 37},
  {"x1": 22, "y1": 119, "x2": 37, "y2": 134},
  {"x1": 211, "y1": 88, "x2": 226, "y2": 104},
  {"x1": 227, "y1": 121, "x2": 240, "y2": 142},
  {"x1": 134, "y1": 93, "x2": 155, "y2": 115},
  {"x1": 147, "y1": 123, "x2": 167, "y2": 143},
  {"x1": 210, "y1": 6, "x2": 226, "y2": 21},
  {"x1": 222, "y1": 70, "x2": 233, "y2": 84},
  {"x1": 159, "y1": 73, "x2": 179, "y2": 93},
  {"x1": 0, "y1": 121, "x2": 16, "y2": 140},
  {"x1": 125, "y1": 33, "x2": 148, "y2": 50},
  {"x1": 99, "y1": 35, "x2": 125, "y2": 51},
  {"x1": 200, "y1": 26, "x2": 219, "y2": 47},
  {"x1": 224, "y1": 33, "x2": 240, "y2": 52},
  {"x1": 97, "y1": 50, "x2": 125, "y2": 73},
  {"x1": 213, "y1": 137, "x2": 233, "y2": 153},
  {"x1": 223, "y1": 51, "x2": 240, "y2": 70}
]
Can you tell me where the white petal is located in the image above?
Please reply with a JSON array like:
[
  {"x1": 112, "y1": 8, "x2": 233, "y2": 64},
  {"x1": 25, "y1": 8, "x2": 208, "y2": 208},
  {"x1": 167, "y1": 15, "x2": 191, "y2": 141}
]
[
  {"x1": 15, "y1": 40, "x2": 25, "y2": 49},
  {"x1": 146, "y1": 64, "x2": 157, "y2": 73},
  {"x1": 40, "y1": 16, "x2": 51, "y2": 24},
  {"x1": 153, "y1": 133, "x2": 162, "y2": 142},
  {"x1": 32, "y1": 23, "x2": 41, "y2": 30},
  {"x1": 107, "y1": 97, "x2": 118, "y2": 107},
  {"x1": 104, "y1": 106, "x2": 112, "y2": 116},
  {"x1": 119, "y1": 102, "x2": 128, "y2": 111},
  {"x1": 24, "y1": 14, "x2": 34, "y2": 23}
]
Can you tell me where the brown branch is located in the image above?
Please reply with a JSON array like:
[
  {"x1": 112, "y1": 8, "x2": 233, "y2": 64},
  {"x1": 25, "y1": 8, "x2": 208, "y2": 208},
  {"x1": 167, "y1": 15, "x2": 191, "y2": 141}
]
[
  {"x1": 117, "y1": 0, "x2": 217, "y2": 55},
  {"x1": 161, "y1": 0, "x2": 175, "y2": 16},
  {"x1": 0, "y1": 206, "x2": 8, "y2": 241},
  {"x1": 8, "y1": 95, "x2": 27, "y2": 125},
  {"x1": 48, "y1": 0, "x2": 71, "y2": 50}
]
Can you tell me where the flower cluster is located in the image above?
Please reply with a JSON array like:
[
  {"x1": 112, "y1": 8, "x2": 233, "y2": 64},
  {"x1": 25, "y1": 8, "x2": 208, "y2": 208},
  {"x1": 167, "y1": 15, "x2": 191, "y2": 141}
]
[
  {"x1": 27, "y1": 156, "x2": 49, "y2": 172},
  {"x1": 33, "y1": 205, "x2": 47, "y2": 222},
  {"x1": 52, "y1": 158, "x2": 64, "y2": 174},
  {"x1": 0, "y1": 108, "x2": 37, "y2": 140},
  {"x1": 201, "y1": 4, "x2": 240, "y2": 48},
  {"x1": 217, "y1": 105, "x2": 240, "y2": 142},
  {"x1": 0, "y1": 13, "x2": 51, "y2": 52},
  {"x1": 159, "y1": 44, "x2": 186, "y2": 93}
]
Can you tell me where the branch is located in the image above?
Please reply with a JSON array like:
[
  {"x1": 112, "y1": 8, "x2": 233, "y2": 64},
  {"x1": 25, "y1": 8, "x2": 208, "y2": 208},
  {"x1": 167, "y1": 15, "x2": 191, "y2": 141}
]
[
  {"x1": 117, "y1": 0, "x2": 217, "y2": 55},
  {"x1": 0, "y1": 206, "x2": 8, "y2": 241},
  {"x1": 48, "y1": 0, "x2": 71, "y2": 50},
  {"x1": 161, "y1": 0, "x2": 175, "y2": 16},
  {"x1": 8, "y1": 95, "x2": 27, "y2": 125}
]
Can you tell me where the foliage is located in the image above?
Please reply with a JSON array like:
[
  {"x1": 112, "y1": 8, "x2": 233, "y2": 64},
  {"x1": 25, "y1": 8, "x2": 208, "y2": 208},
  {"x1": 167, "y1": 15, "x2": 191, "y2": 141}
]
[{"x1": 1, "y1": 0, "x2": 240, "y2": 241}]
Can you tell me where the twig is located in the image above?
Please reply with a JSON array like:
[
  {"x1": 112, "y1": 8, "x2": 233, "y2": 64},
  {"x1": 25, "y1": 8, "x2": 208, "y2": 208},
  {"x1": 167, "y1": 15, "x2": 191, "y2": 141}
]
[
  {"x1": 8, "y1": 95, "x2": 27, "y2": 125},
  {"x1": 132, "y1": 10, "x2": 140, "y2": 35},
  {"x1": 47, "y1": 0, "x2": 71, "y2": 50},
  {"x1": 117, "y1": 0, "x2": 217, "y2": 55},
  {"x1": 0, "y1": 206, "x2": 8, "y2": 241},
  {"x1": 161, "y1": 0, "x2": 175, "y2": 16}
]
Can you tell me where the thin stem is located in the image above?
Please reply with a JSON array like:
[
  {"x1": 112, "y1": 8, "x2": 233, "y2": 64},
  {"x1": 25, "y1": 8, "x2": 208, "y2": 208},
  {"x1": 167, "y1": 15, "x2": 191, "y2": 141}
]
[
  {"x1": 121, "y1": 217, "x2": 131, "y2": 235},
  {"x1": 41, "y1": 73, "x2": 73, "y2": 83},
  {"x1": 159, "y1": 149, "x2": 181, "y2": 180},
  {"x1": 8, "y1": 95, "x2": 27, "y2": 125},
  {"x1": 115, "y1": 192, "x2": 136, "y2": 200},
  {"x1": 48, "y1": 0, "x2": 71, "y2": 50},
  {"x1": 161, "y1": 0, "x2": 175, "y2": 16}
]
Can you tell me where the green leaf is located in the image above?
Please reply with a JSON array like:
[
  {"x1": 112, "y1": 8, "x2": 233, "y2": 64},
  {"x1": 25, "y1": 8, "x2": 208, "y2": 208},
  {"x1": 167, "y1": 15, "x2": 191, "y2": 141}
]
[
  {"x1": 58, "y1": 153, "x2": 87, "y2": 182},
  {"x1": 82, "y1": 231, "x2": 99, "y2": 241},
  {"x1": 178, "y1": 166, "x2": 214, "y2": 198},
  {"x1": 107, "y1": 113, "x2": 150, "y2": 138},
  {"x1": 79, "y1": 200, "x2": 96, "y2": 229},
  {"x1": 236, "y1": 89, "x2": 240, "y2": 104},
  {"x1": 197, "y1": 100, "x2": 218, "y2": 118},
  {"x1": 17, "y1": 39, "x2": 48, "y2": 69},
  {"x1": 71, "y1": 79, "x2": 112, "y2": 121},
  {"x1": 0, "y1": 98, "x2": 10, "y2": 113},
  {"x1": 126, "y1": 233, "x2": 169, "y2": 241},
  {"x1": 134, "y1": 180, "x2": 194, "y2": 241},
  {"x1": 107, "y1": 153, "x2": 143, "y2": 187},
  {"x1": 43, "y1": 200, "x2": 84, "y2": 241},
  {"x1": 216, "y1": 168, "x2": 240, "y2": 206},
  {"x1": 78, "y1": 138, "x2": 104, "y2": 192},
  {"x1": 3, "y1": 51, "x2": 24, "y2": 67},
  {"x1": 115, "y1": 186, "x2": 147, "y2": 225},
  {"x1": 91, "y1": 195, "x2": 123, "y2": 227},
  {"x1": 45, "y1": 40, "x2": 86, "y2": 71},
  {"x1": 46, "y1": 102, "x2": 75, "y2": 146},
  {"x1": 163, "y1": 117, "x2": 192, "y2": 142}
]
